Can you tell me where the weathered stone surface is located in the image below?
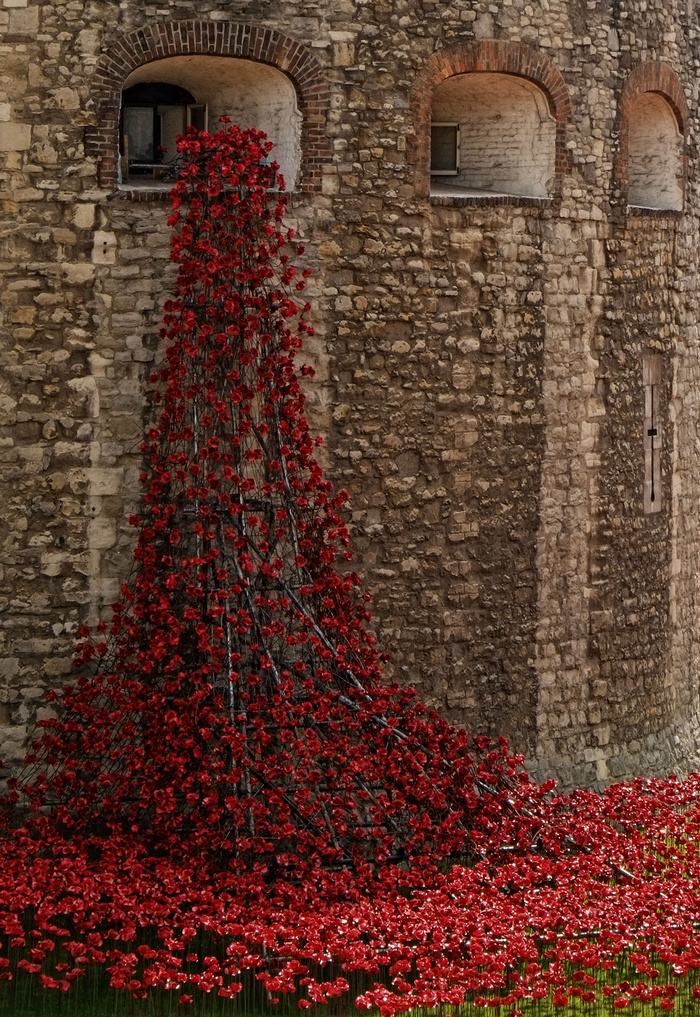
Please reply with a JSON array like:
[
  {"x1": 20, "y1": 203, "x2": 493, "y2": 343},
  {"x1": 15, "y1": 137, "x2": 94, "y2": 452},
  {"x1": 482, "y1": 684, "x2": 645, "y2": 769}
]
[{"x1": 0, "y1": 0, "x2": 699, "y2": 791}]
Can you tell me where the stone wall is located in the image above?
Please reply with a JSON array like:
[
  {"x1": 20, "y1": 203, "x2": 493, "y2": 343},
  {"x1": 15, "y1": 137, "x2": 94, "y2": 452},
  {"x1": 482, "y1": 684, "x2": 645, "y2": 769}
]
[{"x1": 2, "y1": 0, "x2": 700, "y2": 789}]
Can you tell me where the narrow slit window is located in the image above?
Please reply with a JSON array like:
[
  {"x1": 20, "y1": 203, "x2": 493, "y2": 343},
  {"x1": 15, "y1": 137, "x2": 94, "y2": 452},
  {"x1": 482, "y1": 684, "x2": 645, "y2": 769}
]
[
  {"x1": 643, "y1": 354, "x2": 662, "y2": 514},
  {"x1": 431, "y1": 123, "x2": 459, "y2": 175}
]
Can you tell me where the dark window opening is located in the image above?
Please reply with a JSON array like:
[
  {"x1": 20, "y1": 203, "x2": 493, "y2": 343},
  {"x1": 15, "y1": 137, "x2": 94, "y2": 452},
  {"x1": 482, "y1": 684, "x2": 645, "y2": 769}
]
[
  {"x1": 120, "y1": 82, "x2": 207, "y2": 182},
  {"x1": 431, "y1": 123, "x2": 459, "y2": 175},
  {"x1": 643, "y1": 354, "x2": 663, "y2": 515}
]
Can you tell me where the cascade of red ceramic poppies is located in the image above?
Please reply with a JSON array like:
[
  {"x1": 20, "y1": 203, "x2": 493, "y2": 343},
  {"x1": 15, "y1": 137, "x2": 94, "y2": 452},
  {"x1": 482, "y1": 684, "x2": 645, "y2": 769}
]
[
  {"x1": 1, "y1": 123, "x2": 544, "y2": 875},
  {"x1": 5, "y1": 125, "x2": 700, "y2": 1015}
]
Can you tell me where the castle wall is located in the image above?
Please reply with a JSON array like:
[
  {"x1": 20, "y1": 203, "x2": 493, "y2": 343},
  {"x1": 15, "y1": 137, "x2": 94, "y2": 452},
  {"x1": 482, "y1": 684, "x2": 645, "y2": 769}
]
[{"x1": 1, "y1": 0, "x2": 700, "y2": 788}]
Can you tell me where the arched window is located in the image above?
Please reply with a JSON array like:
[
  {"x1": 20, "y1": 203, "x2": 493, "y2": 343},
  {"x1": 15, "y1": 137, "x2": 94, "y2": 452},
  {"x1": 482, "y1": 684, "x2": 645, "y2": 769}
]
[
  {"x1": 430, "y1": 72, "x2": 556, "y2": 199},
  {"x1": 627, "y1": 92, "x2": 683, "y2": 210},
  {"x1": 120, "y1": 55, "x2": 303, "y2": 188}
]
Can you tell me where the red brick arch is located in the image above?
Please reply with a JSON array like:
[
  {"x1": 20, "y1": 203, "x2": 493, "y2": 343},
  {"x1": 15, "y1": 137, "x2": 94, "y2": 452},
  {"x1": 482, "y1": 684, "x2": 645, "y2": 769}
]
[
  {"x1": 614, "y1": 62, "x2": 688, "y2": 208},
  {"x1": 410, "y1": 40, "x2": 573, "y2": 199},
  {"x1": 86, "y1": 21, "x2": 331, "y2": 193}
]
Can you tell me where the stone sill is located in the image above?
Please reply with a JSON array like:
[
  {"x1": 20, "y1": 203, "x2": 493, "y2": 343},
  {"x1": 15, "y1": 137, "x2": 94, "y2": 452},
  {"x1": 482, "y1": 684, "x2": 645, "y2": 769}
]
[
  {"x1": 627, "y1": 204, "x2": 684, "y2": 218},
  {"x1": 111, "y1": 185, "x2": 172, "y2": 202},
  {"x1": 430, "y1": 192, "x2": 553, "y2": 209},
  {"x1": 111, "y1": 184, "x2": 300, "y2": 202}
]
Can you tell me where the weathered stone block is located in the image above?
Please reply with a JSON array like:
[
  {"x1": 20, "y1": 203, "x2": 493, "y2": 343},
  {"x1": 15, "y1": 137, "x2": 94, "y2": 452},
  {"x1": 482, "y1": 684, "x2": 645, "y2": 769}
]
[
  {"x1": 92, "y1": 231, "x2": 117, "y2": 265},
  {"x1": 87, "y1": 517, "x2": 117, "y2": 551},
  {"x1": 7, "y1": 3, "x2": 36, "y2": 32},
  {"x1": 85, "y1": 468, "x2": 124, "y2": 497},
  {"x1": 0, "y1": 122, "x2": 30, "y2": 151}
]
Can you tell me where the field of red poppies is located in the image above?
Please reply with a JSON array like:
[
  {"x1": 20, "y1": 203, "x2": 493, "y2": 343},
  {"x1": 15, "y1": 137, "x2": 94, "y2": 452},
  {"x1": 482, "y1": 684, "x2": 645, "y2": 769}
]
[
  {"x1": 1, "y1": 124, "x2": 699, "y2": 1017},
  {"x1": 4, "y1": 768, "x2": 700, "y2": 1015}
]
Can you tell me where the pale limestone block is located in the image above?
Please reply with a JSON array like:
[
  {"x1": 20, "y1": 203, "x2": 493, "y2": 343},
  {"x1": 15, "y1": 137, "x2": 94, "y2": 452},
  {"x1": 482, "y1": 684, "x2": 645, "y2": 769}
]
[
  {"x1": 449, "y1": 230, "x2": 482, "y2": 259},
  {"x1": 91, "y1": 230, "x2": 117, "y2": 265},
  {"x1": 35, "y1": 706, "x2": 57, "y2": 723},
  {"x1": 72, "y1": 203, "x2": 95, "y2": 230},
  {"x1": 87, "y1": 516, "x2": 116, "y2": 550},
  {"x1": 0, "y1": 393, "x2": 17, "y2": 417},
  {"x1": 76, "y1": 28, "x2": 99, "y2": 54},
  {"x1": 0, "y1": 122, "x2": 30, "y2": 151},
  {"x1": 455, "y1": 431, "x2": 478, "y2": 448},
  {"x1": 594, "y1": 724, "x2": 611, "y2": 746},
  {"x1": 8, "y1": 4, "x2": 37, "y2": 31},
  {"x1": 472, "y1": 11, "x2": 494, "y2": 36},
  {"x1": 88, "y1": 352, "x2": 110, "y2": 377},
  {"x1": 46, "y1": 472, "x2": 67, "y2": 492},
  {"x1": 452, "y1": 363, "x2": 475, "y2": 390},
  {"x1": 31, "y1": 141, "x2": 58, "y2": 164},
  {"x1": 17, "y1": 447, "x2": 45, "y2": 472},
  {"x1": 124, "y1": 335, "x2": 153, "y2": 363},
  {"x1": 53, "y1": 228, "x2": 76, "y2": 245},
  {"x1": 67, "y1": 376, "x2": 99, "y2": 417},
  {"x1": 86, "y1": 467, "x2": 123, "y2": 496},
  {"x1": 61, "y1": 263, "x2": 95, "y2": 284},
  {"x1": 0, "y1": 658, "x2": 19, "y2": 678},
  {"x1": 44, "y1": 657, "x2": 72, "y2": 677},
  {"x1": 0, "y1": 726, "x2": 27, "y2": 768},
  {"x1": 40, "y1": 553, "x2": 66, "y2": 577},
  {"x1": 332, "y1": 41, "x2": 355, "y2": 66},
  {"x1": 48, "y1": 87, "x2": 80, "y2": 111}
]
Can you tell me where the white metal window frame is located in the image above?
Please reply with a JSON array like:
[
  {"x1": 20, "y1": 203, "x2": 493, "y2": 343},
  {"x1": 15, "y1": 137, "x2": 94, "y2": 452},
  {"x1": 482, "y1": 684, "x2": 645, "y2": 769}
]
[{"x1": 187, "y1": 103, "x2": 208, "y2": 132}]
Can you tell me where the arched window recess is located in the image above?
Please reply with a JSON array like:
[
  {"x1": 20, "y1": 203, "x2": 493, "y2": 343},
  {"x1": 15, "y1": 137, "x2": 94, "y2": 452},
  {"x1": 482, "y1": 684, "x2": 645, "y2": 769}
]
[
  {"x1": 429, "y1": 72, "x2": 556, "y2": 199},
  {"x1": 614, "y1": 63, "x2": 688, "y2": 215}
]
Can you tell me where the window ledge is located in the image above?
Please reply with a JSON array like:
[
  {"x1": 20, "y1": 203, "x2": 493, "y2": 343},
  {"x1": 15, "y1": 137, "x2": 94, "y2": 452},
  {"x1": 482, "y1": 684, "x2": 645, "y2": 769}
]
[
  {"x1": 430, "y1": 190, "x2": 553, "y2": 209},
  {"x1": 111, "y1": 183, "x2": 173, "y2": 201},
  {"x1": 627, "y1": 204, "x2": 683, "y2": 218},
  {"x1": 109, "y1": 183, "x2": 301, "y2": 202}
]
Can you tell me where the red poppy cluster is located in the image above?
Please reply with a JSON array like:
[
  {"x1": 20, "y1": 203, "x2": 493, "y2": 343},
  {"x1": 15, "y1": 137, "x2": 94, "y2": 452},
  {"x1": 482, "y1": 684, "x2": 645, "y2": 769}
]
[{"x1": 1, "y1": 124, "x2": 700, "y2": 1014}]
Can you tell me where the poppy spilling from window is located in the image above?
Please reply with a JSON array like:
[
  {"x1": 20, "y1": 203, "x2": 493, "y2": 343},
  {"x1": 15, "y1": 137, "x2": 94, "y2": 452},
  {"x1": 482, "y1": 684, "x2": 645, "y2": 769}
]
[{"x1": 1, "y1": 124, "x2": 700, "y2": 1014}]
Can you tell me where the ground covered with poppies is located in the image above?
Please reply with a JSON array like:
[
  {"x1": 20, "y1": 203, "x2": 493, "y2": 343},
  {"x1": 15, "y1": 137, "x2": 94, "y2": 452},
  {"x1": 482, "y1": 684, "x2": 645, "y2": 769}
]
[
  {"x1": 1, "y1": 124, "x2": 700, "y2": 1016},
  {"x1": 4, "y1": 772, "x2": 700, "y2": 1015}
]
